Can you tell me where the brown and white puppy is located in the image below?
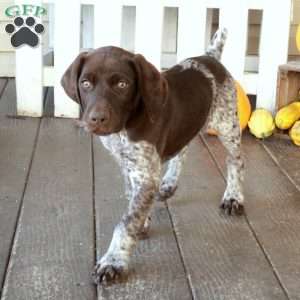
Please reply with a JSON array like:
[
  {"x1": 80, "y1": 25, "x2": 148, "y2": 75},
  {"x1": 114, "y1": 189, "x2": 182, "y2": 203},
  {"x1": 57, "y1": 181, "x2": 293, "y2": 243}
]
[{"x1": 61, "y1": 28, "x2": 244, "y2": 284}]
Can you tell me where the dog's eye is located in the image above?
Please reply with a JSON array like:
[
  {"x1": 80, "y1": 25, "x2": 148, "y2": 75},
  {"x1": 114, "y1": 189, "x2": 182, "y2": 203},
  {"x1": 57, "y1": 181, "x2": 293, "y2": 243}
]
[
  {"x1": 117, "y1": 80, "x2": 128, "y2": 89},
  {"x1": 81, "y1": 80, "x2": 92, "y2": 89}
]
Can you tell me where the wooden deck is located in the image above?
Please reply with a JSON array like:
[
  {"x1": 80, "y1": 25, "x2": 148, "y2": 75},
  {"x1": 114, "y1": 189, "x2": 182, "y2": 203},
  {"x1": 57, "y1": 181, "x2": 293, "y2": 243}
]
[{"x1": 0, "y1": 78, "x2": 300, "y2": 300}]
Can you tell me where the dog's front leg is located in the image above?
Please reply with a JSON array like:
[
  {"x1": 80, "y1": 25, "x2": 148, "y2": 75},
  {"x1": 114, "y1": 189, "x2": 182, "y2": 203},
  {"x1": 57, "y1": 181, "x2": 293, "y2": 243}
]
[
  {"x1": 93, "y1": 142, "x2": 161, "y2": 284},
  {"x1": 156, "y1": 146, "x2": 188, "y2": 202}
]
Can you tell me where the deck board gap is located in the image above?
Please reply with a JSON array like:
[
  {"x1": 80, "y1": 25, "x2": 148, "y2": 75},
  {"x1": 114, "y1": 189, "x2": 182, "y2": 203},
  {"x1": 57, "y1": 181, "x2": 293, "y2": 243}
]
[
  {"x1": 91, "y1": 135, "x2": 98, "y2": 298},
  {"x1": 0, "y1": 118, "x2": 42, "y2": 298},
  {"x1": 164, "y1": 201, "x2": 195, "y2": 300},
  {"x1": 0, "y1": 79, "x2": 9, "y2": 102},
  {"x1": 261, "y1": 141, "x2": 300, "y2": 194},
  {"x1": 199, "y1": 134, "x2": 291, "y2": 300}
]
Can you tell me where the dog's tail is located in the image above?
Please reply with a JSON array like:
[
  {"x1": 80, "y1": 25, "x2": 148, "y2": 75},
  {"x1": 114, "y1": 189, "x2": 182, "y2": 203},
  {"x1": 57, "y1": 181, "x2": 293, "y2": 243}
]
[{"x1": 205, "y1": 28, "x2": 227, "y2": 61}]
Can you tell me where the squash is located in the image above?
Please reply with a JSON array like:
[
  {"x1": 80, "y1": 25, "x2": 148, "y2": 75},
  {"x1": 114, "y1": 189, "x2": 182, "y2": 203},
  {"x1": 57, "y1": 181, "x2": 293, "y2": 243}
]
[
  {"x1": 248, "y1": 108, "x2": 275, "y2": 138},
  {"x1": 236, "y1": 81, "x2": 252, "y2": 130},
  {"x1": 289, "y1": 121, "x2": 300, "y2": 146},
  {"x1": 207, "y1": 81, "x2": 251, "y2": 135},
  {"x1": 296, "y1": 24, "x2": 300, "y2": 52},
  {"x1": 275, "y1": 102, "x2": 300, "y2": 130}
]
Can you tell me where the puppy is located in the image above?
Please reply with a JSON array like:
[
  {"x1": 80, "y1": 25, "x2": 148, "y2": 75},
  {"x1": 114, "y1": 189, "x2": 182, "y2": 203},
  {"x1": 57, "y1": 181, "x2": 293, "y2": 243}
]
[{"x1": 61, "y1": 28, "x2": 244, "y2": 284}]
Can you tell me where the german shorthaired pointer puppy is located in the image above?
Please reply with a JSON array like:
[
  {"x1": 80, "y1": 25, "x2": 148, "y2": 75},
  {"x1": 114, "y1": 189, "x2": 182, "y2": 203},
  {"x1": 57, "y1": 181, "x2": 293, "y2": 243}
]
[{"x1": 61, "y1": 28, "x2": 244, "y2": 284}]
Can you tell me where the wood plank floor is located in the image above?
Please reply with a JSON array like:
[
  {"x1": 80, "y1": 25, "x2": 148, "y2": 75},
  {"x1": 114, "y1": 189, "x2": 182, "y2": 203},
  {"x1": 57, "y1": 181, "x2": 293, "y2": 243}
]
[{"x1": 1, "y1": 78, "x2": 300, "y2": 300}]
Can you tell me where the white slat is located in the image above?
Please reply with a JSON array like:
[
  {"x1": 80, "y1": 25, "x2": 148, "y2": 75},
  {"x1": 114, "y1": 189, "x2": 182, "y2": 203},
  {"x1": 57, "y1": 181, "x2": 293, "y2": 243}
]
[
  {"x1": 122, "y1": 0, "x2": 138, "y2": 6},
  {"x1": 204, "y1": 0, "x2": 222, "y2": 9},
  {"x1": 94, "y1": 0, "x2": 122, "y2": 48},
  {"x1": 205, "y1": 8, "x2": 214, "y2": 49},
  {"x1": 48, "y1": 3, "x2": 54, "y2": 48},
  {"x1": 246, "y1": 0, "x2": 264, "y2": 10},
  {"x1": 177, "y1": 0, "x2": 207, "y2": 62},
  {"x1": 219, "y1": 0, "x2": 248, "y2": 82},
  {"x1": 81, "y1": 0, "x2": 95, "y2": 4},
  {"x1": 256, "y1": 0, "x2": 291, "y2": 112},
  {"x1": 242, "y1": 73, "x2": 258, "y2": 95},
  {"x1": 43, "y1": 66, "x2": 54, "y2": 87},
  {"x1": 15, "y1": 0, "x2": 43, "y2": 117},
  {"x1": 135, "y1": 0, "x2": 164, "y2": 68},
  {"x1": 81, "y1": 4, "x2": 94, "y2": 49},
  {"x1": 54, "y1": 0, "x2": 81, "y2": 118},
  {"x1": 14, "y1": 0, "x2": 293, "y2": 117}
]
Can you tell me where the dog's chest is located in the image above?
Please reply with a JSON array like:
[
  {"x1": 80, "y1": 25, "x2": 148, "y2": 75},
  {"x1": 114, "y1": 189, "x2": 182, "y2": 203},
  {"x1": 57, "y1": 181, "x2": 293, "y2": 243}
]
[
  {"x1": 99, "y1": 132, "x2": 129, "y2": 160},
  {"x1": 99, "y1": 132, "x2": 160, "y2": 172}
]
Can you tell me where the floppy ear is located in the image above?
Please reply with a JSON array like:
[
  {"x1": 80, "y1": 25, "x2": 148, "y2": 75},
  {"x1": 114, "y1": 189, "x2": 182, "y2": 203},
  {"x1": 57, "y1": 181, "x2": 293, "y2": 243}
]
[
  {"x1": 61, "y1": 52, "x2": 88, "y2": 103},
  {"x1": 132, "y1": 54, "x2": 168, "y2": 122}
]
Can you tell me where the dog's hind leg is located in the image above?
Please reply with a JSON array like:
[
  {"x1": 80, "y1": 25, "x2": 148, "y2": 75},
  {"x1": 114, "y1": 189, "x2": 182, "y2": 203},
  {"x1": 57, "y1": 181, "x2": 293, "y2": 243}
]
[
  {"x1": 213, "y1": 82, "x2": 245, "y2": 215},
  {"x1": 218, "y1": 129, "x2": 244, "y2": 215},
  {"x1": 156, "y1": 146, "x2": 188, "y2": 202}
]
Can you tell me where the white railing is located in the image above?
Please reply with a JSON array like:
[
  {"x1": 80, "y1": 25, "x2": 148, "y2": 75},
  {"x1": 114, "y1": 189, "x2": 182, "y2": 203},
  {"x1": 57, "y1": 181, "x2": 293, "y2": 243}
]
[{"x1": 15, "y1": 0, "x2": 292, "y2": 117}]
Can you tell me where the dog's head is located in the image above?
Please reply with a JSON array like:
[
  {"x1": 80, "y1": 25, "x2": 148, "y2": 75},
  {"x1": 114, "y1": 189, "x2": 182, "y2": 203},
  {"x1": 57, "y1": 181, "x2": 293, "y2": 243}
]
[{"x1": 61, "y1": 47, "x2": 168, "y2": 135}]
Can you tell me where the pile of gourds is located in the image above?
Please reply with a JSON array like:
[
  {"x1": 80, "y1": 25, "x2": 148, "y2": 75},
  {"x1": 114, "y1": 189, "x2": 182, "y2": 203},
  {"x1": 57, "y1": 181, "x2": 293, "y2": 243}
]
[
  {"x1": 206, "y1": 79, "x2": 300, "y2": 146},
  {"x1": 246, "y1": 25, "x2": 300, "y2": 146},
  {"x1": 207, "y1": 81, "x2": 300, "y2": 146},
  {"x1": 248, "y1": 24, "x2": 300, "y2": 145},
  {"x1": 275, "y1": 99, "x2": 300, "y2": 145},
  {"x1": 248, "y1": 93, "x2": 300, "y2": 146}
]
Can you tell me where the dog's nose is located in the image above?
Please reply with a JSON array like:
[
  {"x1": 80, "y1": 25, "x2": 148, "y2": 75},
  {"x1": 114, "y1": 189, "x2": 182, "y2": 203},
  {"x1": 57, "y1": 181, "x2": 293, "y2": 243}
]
[{"x1": 88, "y1": 110, "x2": 110, "y2": 125}]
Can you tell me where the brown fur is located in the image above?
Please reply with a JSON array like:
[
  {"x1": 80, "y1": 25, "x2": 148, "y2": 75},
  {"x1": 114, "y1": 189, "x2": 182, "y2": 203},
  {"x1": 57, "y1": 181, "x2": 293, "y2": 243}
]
[{"x1": 61, "y1": 46, "x2": 227, "y2": 161}]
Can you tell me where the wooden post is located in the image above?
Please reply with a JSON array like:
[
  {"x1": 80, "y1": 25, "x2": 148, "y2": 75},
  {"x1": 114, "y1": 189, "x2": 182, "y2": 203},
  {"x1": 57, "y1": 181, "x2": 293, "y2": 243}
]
[
  {"x1": 54, "y1": 0, "x2": 81, "y2": 118},
  {"x1": 94, "y1": 0, "x2": 122, "y2": 47},
  {"x1": 219, "y1": 0, "x2": 248, "y2": 82},
  {"x1": 15, "y1": 0, "x2": 43, "y2": 117},
  {"x1": 257, "y1": 0, "x2": 291, "y2": 112},
  {"x1": 135, "y1": 0, "x2": 163, "y2": 69},
  {"x1": 177, "y1": 0, "x2": 207, "y2": 62}
]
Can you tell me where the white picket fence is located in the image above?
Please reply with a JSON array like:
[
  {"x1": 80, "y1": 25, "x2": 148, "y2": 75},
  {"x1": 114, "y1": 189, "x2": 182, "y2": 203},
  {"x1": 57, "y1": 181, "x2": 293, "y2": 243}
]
[{"x1": 15, "y1": 0, "x2": 292, "y2": 117}]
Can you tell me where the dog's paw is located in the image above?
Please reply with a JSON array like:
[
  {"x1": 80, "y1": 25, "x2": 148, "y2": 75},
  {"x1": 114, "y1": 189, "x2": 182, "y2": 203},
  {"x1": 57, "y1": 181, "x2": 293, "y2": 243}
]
[
  {"x1": 92, "y1": 255, "x2": 128, "y2": 285},
  {"x1": 220, "y1": 198, "x2": 244, "y2": 216},
  {"x1": 155, "y1": 183, "x2": 177, "y2": 202}
]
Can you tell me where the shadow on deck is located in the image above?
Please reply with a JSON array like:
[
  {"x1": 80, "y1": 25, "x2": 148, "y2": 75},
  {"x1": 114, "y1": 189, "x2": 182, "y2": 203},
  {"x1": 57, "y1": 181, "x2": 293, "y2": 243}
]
[{"x1": 0, "y1": 78, "x2": 300, "y2": 300}]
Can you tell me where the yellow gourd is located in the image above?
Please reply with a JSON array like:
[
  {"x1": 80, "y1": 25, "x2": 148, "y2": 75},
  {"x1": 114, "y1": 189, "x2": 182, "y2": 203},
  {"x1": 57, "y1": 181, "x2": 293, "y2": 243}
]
[
  {"x1": 236, "y1": 81, "x2": 252, "y2": 130},
  {"x1": 290, "y1": 121, "x2": 300, "y2": 146},
  {"x1": 248, "y1": 108, "x2": 275, "y2": 139},
  {"x1": 207, "y1": 81, "x2": 251, "y2": 135},
  {"x1": 296, "y1": 24, "x2": 300, "y2": 52},
  {"x1": 275, "y1": 102, "x2": 300, "y2": 130}
]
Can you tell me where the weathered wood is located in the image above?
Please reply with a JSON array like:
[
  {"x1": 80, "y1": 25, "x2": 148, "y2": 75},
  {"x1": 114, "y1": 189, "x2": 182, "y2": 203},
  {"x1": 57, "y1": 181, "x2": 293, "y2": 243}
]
[
  {"x1": 0, "y1": 79, "x2": 8, "y2": 96},
  {"x1": 0, "y1": 80, "x2": 39, "y2": 293},
  {"x1": 203, "y1": 133, "x2": 300, "y2": 300},
  {"x1": 263, "y1": 136, "x2": 300, "y2": 191},
  {"x1": 0, "y1": 79, "x2": 17, "y2": 116},
  {"x1": 276, "y1": 63, "x2": 300, "y2": 111},
  {"x1": 1, "y1": 119, "x2": 96, "y2": 300},
  {"x1": 0, "y1": 53, "x2": 15, "y2": 77},
  {"x1": 167, "y1": 138, "x2": 286, "y2": 299},
  {"x1": 93, "y1": 137, "x2": 192, "y2": 300},
  {"x1": 43, "y1": 87, "x2": 54, "y2": 117}
]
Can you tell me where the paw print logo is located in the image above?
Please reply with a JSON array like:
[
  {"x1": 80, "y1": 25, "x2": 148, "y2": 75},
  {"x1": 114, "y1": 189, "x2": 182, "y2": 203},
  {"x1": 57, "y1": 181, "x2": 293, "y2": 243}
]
[{"x1": 5, "y1": 16, "x2": 44, "y2": 48}]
